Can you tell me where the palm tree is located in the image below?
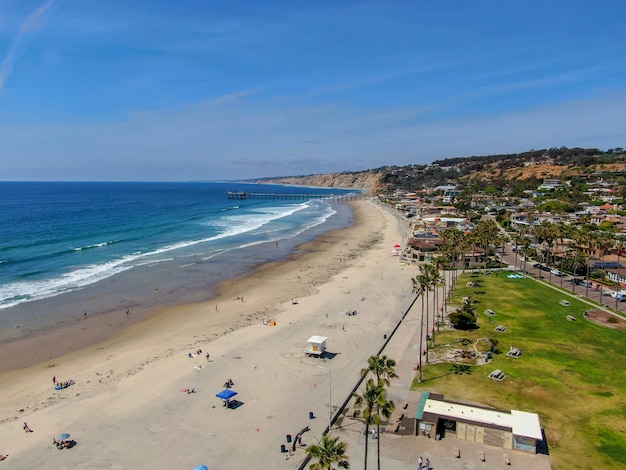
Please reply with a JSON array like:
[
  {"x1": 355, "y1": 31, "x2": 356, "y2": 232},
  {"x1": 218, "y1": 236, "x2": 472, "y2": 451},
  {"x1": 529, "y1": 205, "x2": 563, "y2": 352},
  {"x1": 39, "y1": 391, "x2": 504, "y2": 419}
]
[
  {"x1": 352, "y1": 379, "x2": 394, "y2": 470},
  {"x1": 361, "y1": 355, "x2": 398, "y2": 387},
  {"x1": 361, "y1": 354, "x2": 398, "y2": 467},
  {"x1": 306, "y1": 434, "x2": 350, "y2": 470},
  {"x1": 573, "y1": 226, "x2": 594, "y2": 297},
  {"x1": 594, "y1": 230, "x2": 614, "y2": 299},
  {"x1": 565, "y1": 248, "x2": 587, "y2": 293},
  {"x1": 412, "y1": 265, "x2": 433, "y2": 373},
  {"x1": 432, "y1": 256, "x2": 447, "y2": 333}
]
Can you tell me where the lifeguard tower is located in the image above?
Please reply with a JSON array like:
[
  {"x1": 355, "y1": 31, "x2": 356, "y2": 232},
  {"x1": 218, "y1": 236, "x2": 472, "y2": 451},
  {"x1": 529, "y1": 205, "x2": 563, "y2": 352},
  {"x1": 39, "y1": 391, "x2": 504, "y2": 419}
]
[{"x1": 304, "y1": 335, "x2": 327, "y2": 357}]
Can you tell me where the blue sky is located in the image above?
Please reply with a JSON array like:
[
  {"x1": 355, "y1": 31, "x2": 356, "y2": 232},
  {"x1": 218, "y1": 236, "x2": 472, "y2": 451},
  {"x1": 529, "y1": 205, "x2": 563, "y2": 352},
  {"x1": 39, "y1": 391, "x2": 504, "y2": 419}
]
[{"x1": 1, "y1": 1, "x2": 625, "y2": 181}]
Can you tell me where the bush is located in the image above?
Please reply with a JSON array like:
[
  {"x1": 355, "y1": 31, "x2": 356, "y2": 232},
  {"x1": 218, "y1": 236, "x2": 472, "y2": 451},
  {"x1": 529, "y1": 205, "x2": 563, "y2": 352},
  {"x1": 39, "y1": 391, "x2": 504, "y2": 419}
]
[{"x1": 449, "y1": 310, "x2": 478, "y2": 330}]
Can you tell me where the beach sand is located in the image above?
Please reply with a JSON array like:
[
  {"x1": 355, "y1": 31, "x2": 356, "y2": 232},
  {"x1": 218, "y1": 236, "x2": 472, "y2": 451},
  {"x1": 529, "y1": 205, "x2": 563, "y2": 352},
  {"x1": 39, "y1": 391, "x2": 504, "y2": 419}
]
[{"x1": 0, "y1": 199, "x2": 418, "y2": 468}]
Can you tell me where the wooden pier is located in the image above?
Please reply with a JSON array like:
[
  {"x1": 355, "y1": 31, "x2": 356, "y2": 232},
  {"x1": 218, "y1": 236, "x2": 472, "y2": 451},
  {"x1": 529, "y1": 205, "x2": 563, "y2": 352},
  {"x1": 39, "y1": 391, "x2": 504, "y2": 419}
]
[{"x1": 227, "y1": 191, "x2": 369, "y2": 201}]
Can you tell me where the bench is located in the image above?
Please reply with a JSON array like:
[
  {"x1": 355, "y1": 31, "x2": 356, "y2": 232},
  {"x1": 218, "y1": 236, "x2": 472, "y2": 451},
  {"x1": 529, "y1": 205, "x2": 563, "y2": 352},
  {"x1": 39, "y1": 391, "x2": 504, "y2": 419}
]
[
  {"x1": 454, "y1": 448, "x2": 460, "y2": 458},
  {"x1": 479, "y1": 450, "x2": 485, "y2": 462},
  {"x1": 504, "y1": 453, "x2": 511, "y2": 465}
]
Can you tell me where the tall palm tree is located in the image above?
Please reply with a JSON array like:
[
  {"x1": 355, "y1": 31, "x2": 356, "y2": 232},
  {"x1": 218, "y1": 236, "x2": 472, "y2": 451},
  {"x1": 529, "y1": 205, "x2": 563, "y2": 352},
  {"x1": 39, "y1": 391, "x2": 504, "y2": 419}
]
[
  {"x1": 360, "y1": 355, "x2": 397, "y2": 470},
  {"x1": 432, "y1": 256, "x2": 447, "y2": 333},
  {"x1": 573, "y1": 226, "x2": 594, "y2": 297},
  {"x1": 555, "y1": 221, "x2": 571, "y2": 286},
  {"x1": 421, "y1": 263, "x2": 438, "y2": 356},
  {"x1": 361, "y1": 355, "x2": 398, "y2": 387},
  {"x1": 413, "y1": 265, "x2": 434, "y2": 367},
  {"x1": 594, "y1": 230, "x2": 614, "y2": 299},
  {"x1": 306, "y1": 434, "x2": 350, "y2": 470},
  {"x1": 352, "y1": 379, "x2": 394, "y2": 470},
  {"x1": 565, "y1": 248, "x2": 588, "y2": 293}
]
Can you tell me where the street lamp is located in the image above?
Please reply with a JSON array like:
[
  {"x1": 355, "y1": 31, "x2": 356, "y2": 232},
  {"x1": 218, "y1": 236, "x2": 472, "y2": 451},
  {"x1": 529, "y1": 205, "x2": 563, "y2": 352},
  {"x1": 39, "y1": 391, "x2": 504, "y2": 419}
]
[{"x1": 317, "y1": 365, "x2": 332, "y2": 433}]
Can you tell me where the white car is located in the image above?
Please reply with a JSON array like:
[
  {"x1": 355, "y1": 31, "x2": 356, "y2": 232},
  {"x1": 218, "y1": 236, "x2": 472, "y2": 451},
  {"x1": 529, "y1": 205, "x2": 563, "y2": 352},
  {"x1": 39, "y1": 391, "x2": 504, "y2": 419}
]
[
  {"x1": 611, "y1": 292, "x2": 626, "y2": 301},
  {"x1": 550, "y1": 269, "x2": 564, "y2": 276}
]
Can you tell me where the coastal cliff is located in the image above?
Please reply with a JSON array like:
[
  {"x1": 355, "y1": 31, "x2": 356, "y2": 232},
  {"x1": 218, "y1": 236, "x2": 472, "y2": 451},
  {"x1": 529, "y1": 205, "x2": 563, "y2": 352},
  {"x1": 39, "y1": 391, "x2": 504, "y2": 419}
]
[{"x1": 255, "y1": 170, "x2": 384, "y2": 192}]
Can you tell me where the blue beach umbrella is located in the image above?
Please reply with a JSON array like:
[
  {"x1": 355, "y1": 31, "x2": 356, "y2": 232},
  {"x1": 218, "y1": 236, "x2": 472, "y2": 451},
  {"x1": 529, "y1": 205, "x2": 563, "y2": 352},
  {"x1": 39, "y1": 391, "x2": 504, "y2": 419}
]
[{"x1": 194, "y1": 465, "x2": 208, "y2": 470}]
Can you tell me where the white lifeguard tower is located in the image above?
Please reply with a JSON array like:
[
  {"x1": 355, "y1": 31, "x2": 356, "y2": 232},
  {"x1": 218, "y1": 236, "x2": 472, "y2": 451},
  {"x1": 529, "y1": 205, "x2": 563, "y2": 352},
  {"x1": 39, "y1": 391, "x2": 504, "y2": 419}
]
[{"x1": 304, "y1": 335, "x2": 327, "y2": 357}]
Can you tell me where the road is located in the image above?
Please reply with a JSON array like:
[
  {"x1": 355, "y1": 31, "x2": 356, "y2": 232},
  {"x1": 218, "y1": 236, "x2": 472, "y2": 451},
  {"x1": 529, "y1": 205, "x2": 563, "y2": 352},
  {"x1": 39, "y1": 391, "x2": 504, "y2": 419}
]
[{"x1": 499, "y1": 244, "x2": 626, "y2": 313}]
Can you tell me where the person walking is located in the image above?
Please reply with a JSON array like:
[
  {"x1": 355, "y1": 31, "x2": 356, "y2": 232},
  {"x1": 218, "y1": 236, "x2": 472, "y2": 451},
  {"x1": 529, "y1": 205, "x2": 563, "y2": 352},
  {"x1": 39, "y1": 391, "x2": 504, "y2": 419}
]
[
  {"x1": 425, "y1": 457, "x2": 430, "y2": 469},
  {"x1": 418, "y1": 456, "x2": 423, "y2": 469}
]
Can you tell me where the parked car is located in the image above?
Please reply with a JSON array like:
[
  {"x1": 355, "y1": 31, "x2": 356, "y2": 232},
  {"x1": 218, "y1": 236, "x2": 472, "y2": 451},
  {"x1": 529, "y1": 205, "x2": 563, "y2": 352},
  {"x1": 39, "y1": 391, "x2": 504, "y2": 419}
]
[
  {"x1": 550, "y1": 269, "x2": 565, "y2": 276},
  {"x1": 533, "y1": 263, "x2": 542, "y2": 269},
  {"x1": 611, "y1": 291, "x2": 626, "y2": 301},
  {"x1": 540, "y1": 265, "x2": 551, "y2": 272}
]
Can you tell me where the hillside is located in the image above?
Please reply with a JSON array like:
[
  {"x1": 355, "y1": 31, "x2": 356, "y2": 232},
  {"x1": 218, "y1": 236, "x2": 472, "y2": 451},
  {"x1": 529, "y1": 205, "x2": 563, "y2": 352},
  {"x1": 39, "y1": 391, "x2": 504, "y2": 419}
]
[
  {"x1": 254, "y1": 170, "x2": 384, "y2": 192},
  {"x1": 254, "y1": 147, "x2": 626, "y2": 194}
]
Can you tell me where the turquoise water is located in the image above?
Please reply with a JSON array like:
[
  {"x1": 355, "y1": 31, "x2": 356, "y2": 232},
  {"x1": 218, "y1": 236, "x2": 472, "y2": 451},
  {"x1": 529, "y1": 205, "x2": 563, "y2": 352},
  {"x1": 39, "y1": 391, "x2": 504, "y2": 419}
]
[{"x1": 0, "y1": 182, "x2": 355, "y2": 328}]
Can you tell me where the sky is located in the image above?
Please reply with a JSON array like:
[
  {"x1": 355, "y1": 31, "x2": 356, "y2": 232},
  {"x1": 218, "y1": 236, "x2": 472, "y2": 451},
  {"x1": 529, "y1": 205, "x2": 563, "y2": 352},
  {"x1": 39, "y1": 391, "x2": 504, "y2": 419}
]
[{"x1": 1, "y1": 0, "x2": 625, "y2": 181}]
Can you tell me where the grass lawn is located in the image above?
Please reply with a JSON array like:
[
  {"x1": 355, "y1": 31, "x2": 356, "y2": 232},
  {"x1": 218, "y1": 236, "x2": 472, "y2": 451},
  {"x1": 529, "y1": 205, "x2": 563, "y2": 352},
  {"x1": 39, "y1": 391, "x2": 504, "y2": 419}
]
[{"x1": 411, "y1": 271, "x2": 626, "y2": 470}]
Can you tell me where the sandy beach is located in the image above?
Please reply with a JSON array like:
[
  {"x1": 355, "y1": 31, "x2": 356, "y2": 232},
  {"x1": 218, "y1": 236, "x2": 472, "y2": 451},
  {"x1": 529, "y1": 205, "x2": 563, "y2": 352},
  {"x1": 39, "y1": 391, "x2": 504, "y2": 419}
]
[{"x1": 0, "y1": 199, "x2": 418, "y2": 468}]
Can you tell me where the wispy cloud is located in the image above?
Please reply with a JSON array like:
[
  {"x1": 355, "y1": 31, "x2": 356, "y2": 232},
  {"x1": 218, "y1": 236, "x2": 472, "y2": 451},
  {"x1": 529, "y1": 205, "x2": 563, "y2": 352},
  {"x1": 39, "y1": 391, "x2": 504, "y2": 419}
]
[{"x1": 0, "y1": 0, "x2": 56, "y2": 94}]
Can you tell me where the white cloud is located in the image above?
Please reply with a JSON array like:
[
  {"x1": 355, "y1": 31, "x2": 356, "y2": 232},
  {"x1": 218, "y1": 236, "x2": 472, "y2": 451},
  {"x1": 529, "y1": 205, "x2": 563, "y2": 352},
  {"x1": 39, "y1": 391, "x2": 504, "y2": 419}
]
[{"x1": 0, "y1": 0, "x2": 56, "y2": 94}]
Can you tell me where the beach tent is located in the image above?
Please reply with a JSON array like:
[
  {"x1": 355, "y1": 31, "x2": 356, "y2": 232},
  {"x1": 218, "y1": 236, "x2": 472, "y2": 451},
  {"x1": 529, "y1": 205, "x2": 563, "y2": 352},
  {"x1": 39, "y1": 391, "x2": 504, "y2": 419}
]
[
  {"x1": 216, "y1": 389, "x2": 238, "y2": 408},
  {"x1": 194, "y1": 466, "x2": 209, "y2": 470},
  {"x1": 216, "y1": 389, "x2": 238, "y2": 400}
]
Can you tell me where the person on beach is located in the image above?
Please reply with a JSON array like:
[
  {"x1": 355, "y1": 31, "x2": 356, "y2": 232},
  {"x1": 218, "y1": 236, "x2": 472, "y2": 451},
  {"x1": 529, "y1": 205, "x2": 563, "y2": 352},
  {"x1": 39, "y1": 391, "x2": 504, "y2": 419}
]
[
  {"x1": 23, "y1": 422, "x2": 33, "y2": 432},
  {"x1": 52, "y1": 376, "x2": 56, "y2": 384},
  {"x1": 418, "y1": 456, "x2": 423, "y2": 469},
  {"x1": 425, "y1": 457, "x2": 430, "y2": 469},
  {"x1": 206, "y1": 353, "x2": 210, "y2": 361}
]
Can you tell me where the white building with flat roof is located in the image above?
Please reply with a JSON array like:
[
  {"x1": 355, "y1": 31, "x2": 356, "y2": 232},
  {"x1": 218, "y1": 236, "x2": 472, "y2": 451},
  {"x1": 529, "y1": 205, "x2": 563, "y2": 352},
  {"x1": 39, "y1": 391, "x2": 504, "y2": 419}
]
[{"x1": 415, "y1": 392, "x2": 543, "y2": 453}]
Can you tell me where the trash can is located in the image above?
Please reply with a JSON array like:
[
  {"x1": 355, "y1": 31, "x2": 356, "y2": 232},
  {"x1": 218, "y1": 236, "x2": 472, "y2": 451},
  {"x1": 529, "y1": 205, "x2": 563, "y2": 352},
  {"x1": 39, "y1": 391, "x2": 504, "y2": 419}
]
[
  {"x1": 280, "y1": 444, "x2": 286, "y2": 453},
  {"x1": 286, "y1": 434, "x2": 292, "y2": 443},
  {"x1": 309, "y1": 411, "x2": 315, "y2": 419}
]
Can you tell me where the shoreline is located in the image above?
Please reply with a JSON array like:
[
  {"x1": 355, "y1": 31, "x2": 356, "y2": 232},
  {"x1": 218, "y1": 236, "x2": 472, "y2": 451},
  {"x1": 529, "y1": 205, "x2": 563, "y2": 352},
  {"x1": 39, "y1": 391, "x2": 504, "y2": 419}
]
[
  {"x1": 0, "y1": 200, "x2": 354, "y2": 373},
  {"x1": 0, "y1": 199, "x2": 416, "y2": 468}
]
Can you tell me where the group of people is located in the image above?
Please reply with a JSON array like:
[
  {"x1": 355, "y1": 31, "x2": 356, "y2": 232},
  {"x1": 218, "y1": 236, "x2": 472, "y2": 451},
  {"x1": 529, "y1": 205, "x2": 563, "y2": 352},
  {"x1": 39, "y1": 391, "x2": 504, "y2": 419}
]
[
  {"x1": 417, "y1": 456, "x2": 430, "y2": 470},
  {"x1": 52, "y1": 438, "x2": 72, "y2": 450},
  {"x1": 223, "y1": 378, "x2": 234, "y2": 389},
  {"x1": 54, "y1": 379, "x2": 75, "y2": 390}
]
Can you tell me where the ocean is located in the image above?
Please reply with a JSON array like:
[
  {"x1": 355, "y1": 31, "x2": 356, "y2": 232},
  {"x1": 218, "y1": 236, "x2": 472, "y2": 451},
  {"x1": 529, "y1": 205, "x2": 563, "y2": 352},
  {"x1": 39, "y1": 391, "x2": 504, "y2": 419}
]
[{"x1": 0, "y1": 181, "x2": 357, "y2": 339}]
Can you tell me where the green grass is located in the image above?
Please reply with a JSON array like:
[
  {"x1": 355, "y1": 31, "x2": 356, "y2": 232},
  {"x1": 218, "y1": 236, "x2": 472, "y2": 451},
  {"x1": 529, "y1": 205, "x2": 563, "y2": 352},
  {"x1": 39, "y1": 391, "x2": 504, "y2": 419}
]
[{"x1": 411, "y1": 271, "x2": 626, "y2": 470}]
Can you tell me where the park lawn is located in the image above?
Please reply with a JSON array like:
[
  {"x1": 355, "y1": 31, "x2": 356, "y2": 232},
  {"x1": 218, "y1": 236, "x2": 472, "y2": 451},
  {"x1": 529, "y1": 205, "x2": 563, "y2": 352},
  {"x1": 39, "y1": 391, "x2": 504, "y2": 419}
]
[{"x1": 411, "y1": 271, "x2": 626, "y2": 470}]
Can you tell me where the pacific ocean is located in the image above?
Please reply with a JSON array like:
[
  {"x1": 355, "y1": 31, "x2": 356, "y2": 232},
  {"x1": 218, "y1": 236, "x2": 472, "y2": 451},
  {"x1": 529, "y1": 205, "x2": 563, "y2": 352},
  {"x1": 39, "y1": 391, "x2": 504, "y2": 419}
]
[{"x1": 0, "y1": 181, "x2": 358, "y2": 341}]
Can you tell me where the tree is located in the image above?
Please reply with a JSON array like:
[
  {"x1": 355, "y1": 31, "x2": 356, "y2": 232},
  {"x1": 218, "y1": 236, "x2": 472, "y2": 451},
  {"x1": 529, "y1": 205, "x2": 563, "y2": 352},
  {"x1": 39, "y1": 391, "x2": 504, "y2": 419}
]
[
  {"x1": 449, "y1": 302, "x2": 478, "y2": 330},
  {"x1": 361, "y1": 355, "x2": 398, "y2": 387},
  {"x1": 361, "y1": 355, "x2": 398, "y2": 469},
  {"x1": 412, "y1": 266, "x2": 434, "y2": 378},
  {"x1": 432, "y1": 257, "x2": 447, "y2": 333},
  {"x1": 352, "y1": 379, "x2": 394, "y2": 470},
  {"x1": 306, "y1": 434, "x2": 350, "y2": 470}
]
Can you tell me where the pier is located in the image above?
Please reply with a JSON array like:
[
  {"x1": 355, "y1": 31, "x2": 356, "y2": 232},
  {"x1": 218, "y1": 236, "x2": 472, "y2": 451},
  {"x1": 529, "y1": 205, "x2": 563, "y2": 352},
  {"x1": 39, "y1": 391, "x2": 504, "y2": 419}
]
[{"x1": 227, "y1": 191, "x2": 370, "y2": 201}]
